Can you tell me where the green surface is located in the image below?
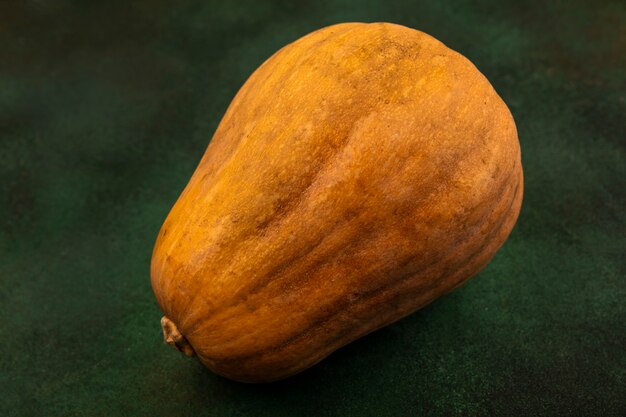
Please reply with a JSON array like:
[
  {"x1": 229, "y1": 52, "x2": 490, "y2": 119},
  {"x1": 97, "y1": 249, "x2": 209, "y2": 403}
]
[{"x1": 1, "y1": 0, "x2": 624, "y2": 416}]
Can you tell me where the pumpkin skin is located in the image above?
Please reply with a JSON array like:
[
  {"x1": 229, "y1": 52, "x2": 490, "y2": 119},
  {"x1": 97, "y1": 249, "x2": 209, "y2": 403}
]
[{"x1": 151, "y1": 22, "x2": 523, "y2": 383}]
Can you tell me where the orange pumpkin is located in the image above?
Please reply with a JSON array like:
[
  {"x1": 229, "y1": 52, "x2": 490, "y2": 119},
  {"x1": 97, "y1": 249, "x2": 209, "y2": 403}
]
[{"x1": 151, "y1": 22, "x2": 523, "y2": 382}]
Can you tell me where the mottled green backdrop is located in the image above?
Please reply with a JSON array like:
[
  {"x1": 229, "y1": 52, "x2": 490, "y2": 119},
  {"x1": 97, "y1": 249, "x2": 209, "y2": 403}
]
[{"x1": 1, "y1": 1, "x2": 624, "y2": 416}]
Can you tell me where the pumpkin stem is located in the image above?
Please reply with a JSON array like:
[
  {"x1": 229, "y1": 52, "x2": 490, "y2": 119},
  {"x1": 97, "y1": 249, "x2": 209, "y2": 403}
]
[{"x1": 160, "y1": 316, "x2": 196, "y2": 357}]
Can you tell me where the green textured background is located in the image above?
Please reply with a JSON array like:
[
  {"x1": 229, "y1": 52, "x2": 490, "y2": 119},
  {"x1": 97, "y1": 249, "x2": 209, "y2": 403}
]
[{"x1": 1, "y1": 1, "x2": 624, "y2": 416}]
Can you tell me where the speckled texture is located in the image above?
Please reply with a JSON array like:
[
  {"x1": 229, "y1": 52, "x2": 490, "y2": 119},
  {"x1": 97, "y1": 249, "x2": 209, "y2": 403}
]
[{"x1": 0, "y1": 0, "x2": 624, "y2": 415}]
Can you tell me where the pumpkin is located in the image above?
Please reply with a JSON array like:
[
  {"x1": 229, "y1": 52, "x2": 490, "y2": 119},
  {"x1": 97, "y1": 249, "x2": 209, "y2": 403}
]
[{"x1": 151, "y1": 22, "x2": 523, "y2": 383}]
